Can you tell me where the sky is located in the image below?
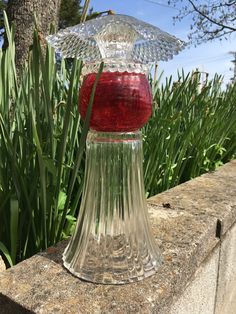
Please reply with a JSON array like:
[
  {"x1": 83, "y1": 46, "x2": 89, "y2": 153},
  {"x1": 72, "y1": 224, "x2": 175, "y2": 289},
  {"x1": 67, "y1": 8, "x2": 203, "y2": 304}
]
[{"x1": 90, "y1": 0, "x2": 236, "y2": 86}]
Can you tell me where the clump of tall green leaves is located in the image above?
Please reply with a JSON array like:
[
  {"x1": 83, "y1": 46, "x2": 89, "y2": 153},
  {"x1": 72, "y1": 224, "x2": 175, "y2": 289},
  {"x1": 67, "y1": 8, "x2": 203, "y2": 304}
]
[
  {"x1": 0, "y1": 13, "x2": 103, "y2": 266},
  {"x1": 143, "y1": 72, "x2": 236, "y2": 196}
]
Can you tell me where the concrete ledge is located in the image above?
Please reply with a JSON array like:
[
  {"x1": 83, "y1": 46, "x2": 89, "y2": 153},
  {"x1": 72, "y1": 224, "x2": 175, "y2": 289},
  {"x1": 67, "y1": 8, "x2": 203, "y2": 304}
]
[{"x1": 0, "y1": 161, "x2": 236, "y2": 313}]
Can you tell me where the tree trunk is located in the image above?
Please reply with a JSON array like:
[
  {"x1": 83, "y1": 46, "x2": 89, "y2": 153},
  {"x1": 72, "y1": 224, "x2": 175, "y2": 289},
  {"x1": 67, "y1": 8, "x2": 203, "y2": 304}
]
[{"x1": 6, "y1": 0, "x2": 61, "y2": 70}]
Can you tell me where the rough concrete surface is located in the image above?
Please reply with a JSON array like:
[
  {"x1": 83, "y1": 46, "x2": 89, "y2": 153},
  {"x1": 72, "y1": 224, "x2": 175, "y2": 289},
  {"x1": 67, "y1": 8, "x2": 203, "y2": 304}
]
[
  {"x1": 0, "y1": 161, "x2": 235, "y2": 313},
  {"x1": 148, "y1": 160, "x2": 236, "y2": 236},
  {"x1": 169, "y1": 246, "x2": 220, "y2": 314},
  {"x1": 215, "y1": 222, "x2": 236, "y2": 314}
]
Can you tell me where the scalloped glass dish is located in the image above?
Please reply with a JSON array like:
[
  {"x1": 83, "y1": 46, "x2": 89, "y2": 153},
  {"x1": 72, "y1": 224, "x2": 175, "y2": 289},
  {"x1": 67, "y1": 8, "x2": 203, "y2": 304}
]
[{"x1": 47, "y1": 14, "x2": 185, "y2": 64}]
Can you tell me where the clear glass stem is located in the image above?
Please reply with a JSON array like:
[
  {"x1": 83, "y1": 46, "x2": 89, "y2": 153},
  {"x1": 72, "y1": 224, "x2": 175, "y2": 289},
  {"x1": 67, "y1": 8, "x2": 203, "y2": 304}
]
[{"x1": 63, "y1": 130, "x2": 162, "y2": 284}]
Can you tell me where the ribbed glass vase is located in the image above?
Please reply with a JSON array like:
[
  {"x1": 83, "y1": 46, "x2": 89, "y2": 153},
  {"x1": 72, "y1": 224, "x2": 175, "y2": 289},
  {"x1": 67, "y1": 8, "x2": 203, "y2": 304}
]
[{"x1": 63, "y1": 131, "x2": 162, "y2": 284}]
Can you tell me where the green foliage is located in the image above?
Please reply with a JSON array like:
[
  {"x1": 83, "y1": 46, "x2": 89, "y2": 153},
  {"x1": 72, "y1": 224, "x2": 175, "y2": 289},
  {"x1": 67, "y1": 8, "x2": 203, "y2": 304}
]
[
  {"x1": 59, "y1": 0, "x2": 98, "y2": 28},
  {"x1": 59, "y1": 0, "x2": 83, "y2": 28},
  {"x1": 0, "y1": 13, "x2": 236, "y2": 266},
  {"x1": 0, "y1": 12, "x2": 103, "y2": 265},
  {"x1": 143, "y1": 71, "x2": 236, "y2": 196}
]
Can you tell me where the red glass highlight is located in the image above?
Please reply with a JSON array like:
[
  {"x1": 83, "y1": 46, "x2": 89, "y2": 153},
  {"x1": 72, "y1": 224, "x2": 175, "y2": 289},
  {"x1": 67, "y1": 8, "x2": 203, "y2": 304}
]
[{"x1": 79, "y1": 72, "x2": 152, "y2": 132}]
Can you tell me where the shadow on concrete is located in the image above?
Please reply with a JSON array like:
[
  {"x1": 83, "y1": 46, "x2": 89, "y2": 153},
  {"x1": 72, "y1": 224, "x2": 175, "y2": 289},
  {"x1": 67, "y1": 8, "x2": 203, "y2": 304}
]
[{"x1": 0, "y1": 294, "x2": 33, "y2": 314}]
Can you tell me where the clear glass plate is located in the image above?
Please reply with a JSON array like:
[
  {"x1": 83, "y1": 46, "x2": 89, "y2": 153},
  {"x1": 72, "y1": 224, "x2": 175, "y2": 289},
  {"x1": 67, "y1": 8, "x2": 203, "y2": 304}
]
[{"x1": 47, "y1": 14, "x2": 186, "y2": 63}]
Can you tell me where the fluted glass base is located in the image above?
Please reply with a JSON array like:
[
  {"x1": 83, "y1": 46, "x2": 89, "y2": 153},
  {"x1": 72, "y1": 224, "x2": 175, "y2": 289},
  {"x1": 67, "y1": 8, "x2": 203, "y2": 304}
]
[{"x1": 63, "y1": 131, "x2": 162, "y2": 284}]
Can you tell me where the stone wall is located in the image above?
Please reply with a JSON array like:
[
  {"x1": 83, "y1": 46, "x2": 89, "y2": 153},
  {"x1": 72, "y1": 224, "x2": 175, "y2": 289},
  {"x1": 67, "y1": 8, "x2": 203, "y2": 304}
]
[
  {"x1": 215, "y1": 222, "x2": 236, "y2": 314},
  {"x1": 169, "y1": 222, "x2": 236, "y2": 314},
  {"x1": 0, "y1": 160, "x2": 236, "y2": 313}
]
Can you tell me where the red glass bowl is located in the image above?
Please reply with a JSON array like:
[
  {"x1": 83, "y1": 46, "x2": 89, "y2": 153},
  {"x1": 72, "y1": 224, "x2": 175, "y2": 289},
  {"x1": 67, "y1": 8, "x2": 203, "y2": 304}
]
[{"x1": 79, "y1": 71, "x2": 152, "y2": 132}]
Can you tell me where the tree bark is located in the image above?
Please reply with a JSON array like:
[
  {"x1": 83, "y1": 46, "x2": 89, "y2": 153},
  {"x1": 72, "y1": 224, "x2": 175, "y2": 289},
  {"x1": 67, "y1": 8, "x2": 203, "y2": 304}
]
[{"x1": 6, "y1": 0, "x2": 61, "y2": 70}]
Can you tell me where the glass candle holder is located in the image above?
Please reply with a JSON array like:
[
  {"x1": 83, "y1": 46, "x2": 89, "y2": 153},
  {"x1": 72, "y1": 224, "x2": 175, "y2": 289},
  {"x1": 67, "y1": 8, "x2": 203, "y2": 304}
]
[
  {"x1": 47, "y1": 13, "x2": 185, "y2": 284},
  {"x1": 79, "y1": 70, "x2": 152, "y2": 132}
]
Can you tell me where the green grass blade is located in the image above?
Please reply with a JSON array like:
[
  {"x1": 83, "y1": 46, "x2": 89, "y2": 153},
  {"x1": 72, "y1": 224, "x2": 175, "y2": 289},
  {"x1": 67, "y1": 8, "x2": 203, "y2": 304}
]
[
  {"x1": 56, "y1": 62, "x2": 104, "y2": 242},
  {"x1": 0, "y1": 241, "x2": 13, "y2": 267},
  {"x1": 10, "y1": 198, "x2": 19, "y2": 264}
]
